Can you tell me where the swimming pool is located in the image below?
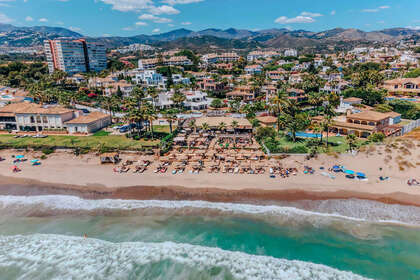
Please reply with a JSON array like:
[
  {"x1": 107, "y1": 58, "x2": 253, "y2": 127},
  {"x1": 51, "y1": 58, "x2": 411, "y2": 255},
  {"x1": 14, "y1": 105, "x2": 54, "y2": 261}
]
[
  {"x1": 385, "y1": 97, "x2": 418, "y2": 102},
  {"x1": 289, "y1": 132, "x2": 322, "y2": 138}
]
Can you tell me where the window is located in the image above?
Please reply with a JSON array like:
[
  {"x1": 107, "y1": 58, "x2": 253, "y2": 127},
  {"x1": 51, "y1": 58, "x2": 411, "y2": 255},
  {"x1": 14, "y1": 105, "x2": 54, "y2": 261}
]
[
  {"x1": 36, "y1": 116, "x2": 41, "y2": 124},
  {"x1": 42, "y1": 116, "x2": 48, "y2": 124},
  {"x1": 30, "y1": 116, "x2": 35, "y2": 123}
]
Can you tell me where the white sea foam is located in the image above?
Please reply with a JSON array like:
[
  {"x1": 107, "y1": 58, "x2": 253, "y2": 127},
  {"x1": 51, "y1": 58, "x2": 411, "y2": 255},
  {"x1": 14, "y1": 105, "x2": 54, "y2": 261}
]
[
  {"x1": 0, "y1": 195, "x2": 418, "y2": 226},
  {"x1": 0, "y1": 234, "x2": 370, "y2": 280}
]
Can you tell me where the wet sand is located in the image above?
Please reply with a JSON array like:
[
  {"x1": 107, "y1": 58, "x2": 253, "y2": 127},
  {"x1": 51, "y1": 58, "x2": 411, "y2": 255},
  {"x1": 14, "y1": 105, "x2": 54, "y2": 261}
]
[{"x1": 0, "y1": 141, "x2": 419, "y2": 207}]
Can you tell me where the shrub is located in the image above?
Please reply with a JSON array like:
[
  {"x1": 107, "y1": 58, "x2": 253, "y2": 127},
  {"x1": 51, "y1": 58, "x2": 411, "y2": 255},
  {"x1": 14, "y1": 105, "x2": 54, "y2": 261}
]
[
  {"x1": 255, "y1": 126, "x2": 276, "y2": 141},
  {"x1": 288, "y1": 145, "x2": 308, "y2": 154},
  {"x1": 368, "y1": 133, "x2": 385, "y2": 143},
  {"x1": 42, "y1": 147, "x2": 55, "y2": 155}
]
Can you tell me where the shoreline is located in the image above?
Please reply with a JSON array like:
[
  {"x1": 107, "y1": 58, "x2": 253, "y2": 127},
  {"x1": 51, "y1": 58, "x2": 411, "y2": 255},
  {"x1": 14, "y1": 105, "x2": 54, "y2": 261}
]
[
  {"x1": 1, "y1": 175, "x2": 420, "y2": 208},
  {"x1": 1, "y1": 142, "x2": 419, "y2": 208}
]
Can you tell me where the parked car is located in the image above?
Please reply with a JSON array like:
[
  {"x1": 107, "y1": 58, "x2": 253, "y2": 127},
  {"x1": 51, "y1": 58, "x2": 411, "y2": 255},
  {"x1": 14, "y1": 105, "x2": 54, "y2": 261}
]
[{"x1": 119, "y1": 125, "x2": 130, "y2": 133}]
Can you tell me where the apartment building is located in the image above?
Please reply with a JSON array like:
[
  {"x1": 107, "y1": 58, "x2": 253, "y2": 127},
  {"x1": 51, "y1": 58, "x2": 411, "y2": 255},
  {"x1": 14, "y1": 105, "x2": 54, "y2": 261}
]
[
  {"x1": 202, "y1": 52, "x2": 240, "y2": 64},
  {"x1": 138, "y1": 56, "x2": 192, "y2": 70},
  {"x1": 266, "y1": 70, "x2": 287, "y2": 82},
  {"x1": 138, "y1": 58, "x2": 159, "y2": 70},
  {"x1": 226, "y1": 85, "x2": 259, "y2": 102},
  {"x1": 44, "y1": 39, "x2": 106, "y2": 75},
  {"x1": 154, "y1": 90, "x2": 211, "y2": 110},
  {"x1": 284, "y1": 49, "x2": 297, "y2": 57},
  {"x1": 198, "y1": 78, "x2": 227, "y2": 93},
  {"x1": 244, "y1": 65, "x2": 263, "y2": 75},
  {"x1": 247, "y1": 51, "x2": 281, "y2": 61},
  {"x1": 132, "y1": 70, "x2": 165, "y2": 86}
]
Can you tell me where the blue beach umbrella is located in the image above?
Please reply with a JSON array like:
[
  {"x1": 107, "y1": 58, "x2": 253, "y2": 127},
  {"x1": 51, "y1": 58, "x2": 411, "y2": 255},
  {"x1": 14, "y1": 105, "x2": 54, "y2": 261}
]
[
  {"x1": 30, "y1": 159, "x2": 39, "y2": 163},
  {"x1": 356, "y1": 172, "x2": 366, "y2": 178},
  {"x1": 344, "y1": 170, "x2": 355, "y2": 175},
  {"x1": 15, "y1": 155, "x2": 24, "y2": 159}
]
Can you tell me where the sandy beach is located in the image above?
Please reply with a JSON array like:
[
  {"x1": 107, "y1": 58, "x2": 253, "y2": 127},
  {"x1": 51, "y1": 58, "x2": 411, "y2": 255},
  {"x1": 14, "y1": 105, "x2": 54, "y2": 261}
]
[{"x1": 1, "y1": 140, "x2": 420, "y2": 206}]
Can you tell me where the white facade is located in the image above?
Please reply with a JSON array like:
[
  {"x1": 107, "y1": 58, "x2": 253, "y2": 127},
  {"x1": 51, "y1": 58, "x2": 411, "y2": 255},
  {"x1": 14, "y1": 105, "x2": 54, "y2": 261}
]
[
  {"x1": 44, "y1": 39, "x2": 106, "y2": 74},
  {"x1": 284, "y1": 49, "x2": 297, "y2": 57},
  {"x1": 66, "y1": 114, "x2": 111, "y2": 134},
  {"x1": 16, "y1": 111, "x2": 75, "y2": 132}
]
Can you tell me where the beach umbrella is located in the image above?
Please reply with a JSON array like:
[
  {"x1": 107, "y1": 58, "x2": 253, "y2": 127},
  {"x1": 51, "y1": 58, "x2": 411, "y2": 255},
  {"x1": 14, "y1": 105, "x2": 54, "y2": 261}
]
[
  {"x1": 356, "y1": 172, "x2": 366, "y2": 178},
  {"x1": 16, "y1": 155, "x2": 24, "y2": 159},
  {"x1": 344, "y1": 170, "x2": 355, "y2": 175},
  {"x1": 30, "y1": 159, "x2": 39, "y2": 163}
]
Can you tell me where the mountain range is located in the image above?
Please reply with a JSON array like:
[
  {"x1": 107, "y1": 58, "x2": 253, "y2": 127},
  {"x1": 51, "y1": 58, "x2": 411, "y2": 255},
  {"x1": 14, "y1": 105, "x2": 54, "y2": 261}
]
[{"x1": 1, "y1": 24, "x2": 419, "y2": 51}]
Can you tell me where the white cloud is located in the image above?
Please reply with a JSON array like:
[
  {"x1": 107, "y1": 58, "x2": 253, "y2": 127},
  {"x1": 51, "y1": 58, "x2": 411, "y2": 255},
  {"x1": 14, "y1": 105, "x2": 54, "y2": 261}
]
[
  {"x1": 274, "y1": 11, "x2": 323, "y2": 24},
  {"x1": 406, "y1": 26, "x2": 420, "y2": 30},
  {"x1": 122, "y1": 26, "x2": 134, "y2": 31},
  {"x1": 135, "y1": 21, "x2": 147, "y2": 26},
  {"x1": 181, "y1": 21, "x2": 191, "y2": 25},
  {"x1": 25, "y1": 16, "x2": 33, "y2": 22},
  {"x1": 0, "y1": 0, "x2": 14, "y2": 7},
  {"x1": 330, "y1": 10, "x2": 336, "y2": 16},
  {"x1": 0, "y1": 12, "x2": 13, "y2": 23},
  {"x1": 362, "y1": 6, "x2": 390, "y2": 13},
  {"x1": 300, "y1": 11, "x2": 323, "y2": 17},
  {"x1": 275, "y1": 15, "x2": 315, "y2": 24},
  {"x1": 69, "y1": 26, "x2": 82, "y2": 32},
  {"x1": 39, "y1": 18, "x2": 48, "y2": 22},
  {"x1": 148, "y1": 5, "x2": 179, "y2": 15},
  {"x1": 138, "y1": 14, "x2": 172, "y2": 23},
  {"x1": 152, "y1": 28, "x2": 160, "y2": 33},
  {"x1": 99, "y1": 0, "x2": 152, "y2": 12},
  {"x1": 163, "y1": 0, "x2": 203, "y2": 5}
]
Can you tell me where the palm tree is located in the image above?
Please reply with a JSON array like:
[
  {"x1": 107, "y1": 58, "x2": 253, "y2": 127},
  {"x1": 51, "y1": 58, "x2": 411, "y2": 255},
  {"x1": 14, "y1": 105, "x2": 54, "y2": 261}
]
[
  {"x1": 270, "y1": 90, "x2": 287, "y2": 132},
  {"x1": 188, "y1": 119, "x2": 197, "y2": 134},
  {"x1": 147, "y1": 87, "x2": 159, "y2": 109},
  {"x1": 311, "y1": 122, "x2": 323, "y2": 144},
  {"x1": 218, "y1": 122, "x2": 226, "y2": 133},
  {"x1": 201, "y1": 122, "x2": 209, "y2": 133},
  {"x1": 308, "y1": 91, "x2": 325, "y2": 110},
  {"x1": 102, "y1": 95, "x2": 118, "y2": 123},
  {"x1": 346, "y1": 134, "x2": 358, "y2": 152},
  {"x1": 144, "y1": 103, "x2": 157, "y2": 140},
  {"x1": 322, "y1": 116, "x2": 334, "y2": 148},
  {"x1": 280, "y1": 100, "x2": 310, "y2": 142},
  {"x1": 164, "y1": 111, "x2": 177, "y2": 134},
  {"x1": 323, "y1": 104, "x2": 336, "y2": 148},
  {"x1": 171, "y1": 91, "x2": 186, "y2": 109},
  {"x1": 231, "y1": 120, "x2": 239, "y2": 135}
]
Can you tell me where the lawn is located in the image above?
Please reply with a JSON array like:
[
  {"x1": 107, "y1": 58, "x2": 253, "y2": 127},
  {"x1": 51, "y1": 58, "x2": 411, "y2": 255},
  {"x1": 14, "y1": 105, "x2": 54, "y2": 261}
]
[
  {"x1": 263, "y1": 134, "x2": 366, "y2": 154},
  {"x1": 0, "y1": 134, "x2": 159, "y2": 151}
]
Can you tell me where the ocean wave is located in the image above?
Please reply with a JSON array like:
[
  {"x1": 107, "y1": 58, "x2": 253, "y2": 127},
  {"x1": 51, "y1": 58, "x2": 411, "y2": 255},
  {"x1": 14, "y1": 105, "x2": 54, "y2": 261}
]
[
  {"x1": 0, "y1": 234, "x2": 370, "y2": 280},
  {"x1": 0, "y1": 195, "x2": 419, "y2": 227}
]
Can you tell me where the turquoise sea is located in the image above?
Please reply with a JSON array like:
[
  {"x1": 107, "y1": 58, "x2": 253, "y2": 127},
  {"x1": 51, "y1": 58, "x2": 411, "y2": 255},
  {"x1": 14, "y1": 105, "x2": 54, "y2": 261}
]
[{"x1": 0, "y1": 195, "x2": 419, "y2": 280}]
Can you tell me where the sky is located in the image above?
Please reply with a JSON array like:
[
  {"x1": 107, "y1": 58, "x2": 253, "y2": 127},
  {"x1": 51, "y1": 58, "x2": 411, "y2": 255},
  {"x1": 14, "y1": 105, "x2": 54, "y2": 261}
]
[{"x1": 0, "y1": 0, "x2": 419, "y2": 36}]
